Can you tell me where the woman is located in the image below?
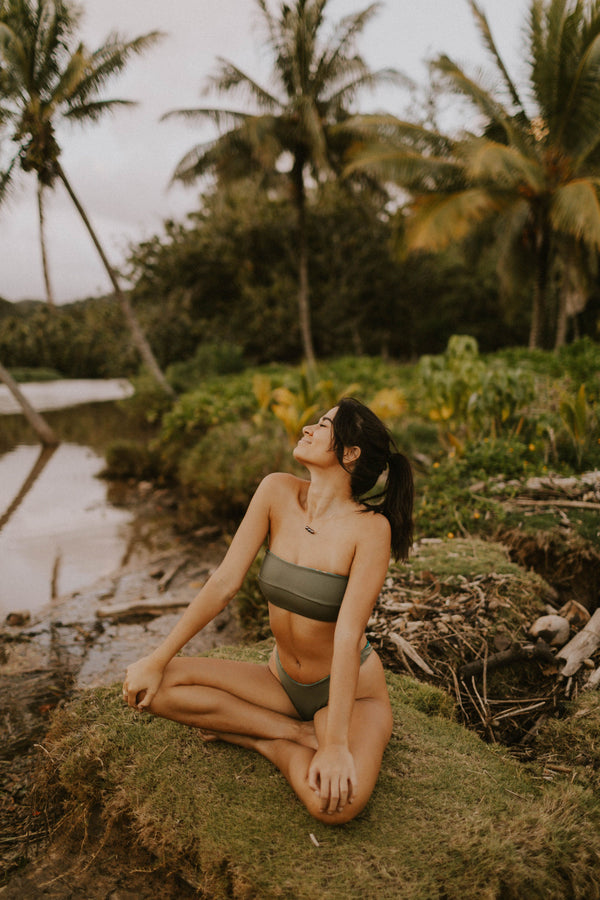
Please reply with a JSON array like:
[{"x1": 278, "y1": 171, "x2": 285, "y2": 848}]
[{"x1": 123, "y1": 398, "x2": 413, "y2": 824}]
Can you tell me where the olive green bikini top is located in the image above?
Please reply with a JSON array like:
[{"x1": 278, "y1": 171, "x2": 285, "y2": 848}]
[{"x1": 258, "y1": 549, "x2": 349, "y2": 622}]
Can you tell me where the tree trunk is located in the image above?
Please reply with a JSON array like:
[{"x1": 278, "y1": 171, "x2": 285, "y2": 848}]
[
  {"x1": 0, "y1": 361, "x2": 58, "y2": 446},
  {"x1": 529, "y1": 221, "x2": 551, "y2": 350},
  {"x1": 37, "y1": 180, "x2": 55, "y2": 308},
  {"x1": 554, "y1": 293, "x2": 569, "y2": 350},
  {"x1": 55, "y1": 163, "x2": 175, "y2": 398},
  {"x1": 292, "y1": 162, "x2": 316, "y2": 373}
]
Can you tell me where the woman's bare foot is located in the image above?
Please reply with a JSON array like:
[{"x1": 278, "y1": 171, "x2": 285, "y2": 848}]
[{"x1": 298, "y1": 720, "x2": 318, "y2": 750}]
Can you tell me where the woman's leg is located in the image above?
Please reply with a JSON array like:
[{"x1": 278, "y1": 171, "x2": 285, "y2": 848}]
[
  {"x1": 218, "y1": 692, "x2": 392, "y2": 825},
  {"x1": 146, "y1": 656, "x2": 317, "y2": 748}
]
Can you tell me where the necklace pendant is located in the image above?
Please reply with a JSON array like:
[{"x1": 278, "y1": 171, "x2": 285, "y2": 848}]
[{"x1": 305, "y1": 525, "x2": 316, "y2": 534}]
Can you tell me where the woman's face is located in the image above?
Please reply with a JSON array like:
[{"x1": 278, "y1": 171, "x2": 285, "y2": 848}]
[{"x1": 293, "y1": 406, "x2": 339, "y2": 466}]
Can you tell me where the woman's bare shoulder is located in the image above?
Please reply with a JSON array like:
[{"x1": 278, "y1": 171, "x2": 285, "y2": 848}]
[
  {"x1": 357, "y1": 508, "x2": 391, "y2": 548},
  {"x1": 259, "y1": 471, "x2": 307, "y2": 494}
]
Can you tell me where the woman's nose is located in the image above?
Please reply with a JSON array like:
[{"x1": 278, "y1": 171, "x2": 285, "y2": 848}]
[{"x1": 303, "y1": 424, "x2": 313, "y2": 435}]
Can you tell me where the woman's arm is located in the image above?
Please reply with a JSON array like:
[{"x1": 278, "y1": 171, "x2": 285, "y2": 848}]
[
  {"x1": 123, "y1": 474, "x2": 278, "y2": 708},
  {"x1": 308, "y1": 514, "x2": 391, "y2": 813}
]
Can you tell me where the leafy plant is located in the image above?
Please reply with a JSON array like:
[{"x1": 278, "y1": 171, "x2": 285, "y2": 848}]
[{"x1": 559, "y1": 384, "x2": 598, "y2": 469}]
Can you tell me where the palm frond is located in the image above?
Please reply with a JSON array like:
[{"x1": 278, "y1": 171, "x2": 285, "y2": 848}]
[
  {"x1": 312, "y1": 2, "x2": 380, "y2": 90},
  {"x1": 50, "y1": 44, "x2": 86, "y2": 105},
  {"x1": 161, "y1": 106, "x2": 249, "y2": 129},
  {"x1": 0, "y1": 145, "x2": 20, "y2": 203},
  {"x1": 404, "y1": 188, "x2": 499, "y2": 252},
  {"x1": 433, "y1": 54, "x2": 531, "y2": 155},
  {"x1": 323, "y1": 67, "x2": 409, "y2": 114},
  {"x1": 457, "y1": 138, "x2": 544, "y2": 192},
  {"x1": 550, "y1": 178, "x2": 600, "y2": 248},
  {"x1": 556, "y1": 30, "x2": 600, "y2": 150},
  {"x1": 69, "y1": 31, "x2": 164, "y2": 106},
  {"x1": 205, "y1": 58, "x2": 281, "y2": 111},
  {"x1": 63, "y1": 98, "x2": 134, "y2": 122},
  {"x1": 468, "y1": 0, "x2": 526, "y2": 115},
  {"x1": 344, "y1": 141, "x2": 461, "y2": 192}
]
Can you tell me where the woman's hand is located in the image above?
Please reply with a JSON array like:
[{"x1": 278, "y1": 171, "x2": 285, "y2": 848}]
[
  {"x1": 308, "y1": 743, "x2": 357, "y2": 815},
  {"x1": 122, "y1": 655, "x2": 165, "y2": 710}
]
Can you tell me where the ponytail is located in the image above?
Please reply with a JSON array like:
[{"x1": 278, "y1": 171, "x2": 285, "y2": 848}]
[
  {"x1": 331, "y1": 398, "x2": 414, "y2": 562},
  {"x1": 382, "y1": 451, "x2": 414, "y2": 561}
]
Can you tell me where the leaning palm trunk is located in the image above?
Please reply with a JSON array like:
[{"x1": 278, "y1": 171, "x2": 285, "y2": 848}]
[
  {"x1": 0, "y1": 360, "x2": 58, "y2": 445},
  {"x1": 37, "y1": 181, "x2": 55, "y2": 307},
  {"x1": 55, "y1": 163, "x2": 175, "y2": 397}
]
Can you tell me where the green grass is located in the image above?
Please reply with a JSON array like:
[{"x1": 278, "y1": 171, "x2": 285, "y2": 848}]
[{"x1": 38, "y1": 643, "x2": 600, "y2": 900}]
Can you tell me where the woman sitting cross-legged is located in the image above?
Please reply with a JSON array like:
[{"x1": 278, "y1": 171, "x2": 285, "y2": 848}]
[{"x1": 123, "y1": 398, "x2": 414, "y2": 824}]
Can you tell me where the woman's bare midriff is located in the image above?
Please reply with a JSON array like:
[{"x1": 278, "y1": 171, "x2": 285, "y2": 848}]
[{"x1": 268, "y1": 604, "x2": 386, "y2": 700}]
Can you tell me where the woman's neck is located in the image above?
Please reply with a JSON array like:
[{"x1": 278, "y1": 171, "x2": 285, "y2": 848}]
[{"x1": 302, "y1": 469, "x2": 354, "y2": 520}]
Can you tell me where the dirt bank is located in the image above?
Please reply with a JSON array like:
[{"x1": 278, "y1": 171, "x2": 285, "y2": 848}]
[{"x1": 0, "y1": 484, "x2": 242, "y2": 894}]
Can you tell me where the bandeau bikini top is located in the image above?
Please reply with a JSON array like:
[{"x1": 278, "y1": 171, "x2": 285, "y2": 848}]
[{"x1": 257, "y1": 549, "x2": 349, "y2": 622}]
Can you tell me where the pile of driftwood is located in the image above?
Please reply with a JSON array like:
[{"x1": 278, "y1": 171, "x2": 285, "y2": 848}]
[
  {"x1": 485, "y1": 469, "x2": 600, "y2": 508},
  {"x1": 367, "y1": 540, "x2": 600, "y2": 746}
]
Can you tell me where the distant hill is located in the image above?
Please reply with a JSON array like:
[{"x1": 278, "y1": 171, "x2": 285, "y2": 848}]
[{"x1": 0, "y1": 298, "x2": 45, "y2": 318}]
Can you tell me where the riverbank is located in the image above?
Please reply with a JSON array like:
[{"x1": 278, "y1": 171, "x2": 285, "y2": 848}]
[{"x1": 0, "y1": 483, "x2": 243, "y2": 894}]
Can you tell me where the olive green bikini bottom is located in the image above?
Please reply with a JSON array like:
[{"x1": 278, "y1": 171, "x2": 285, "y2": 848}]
[{"x1": 274, "y1": 642, "x2": 373, "y2": 721}]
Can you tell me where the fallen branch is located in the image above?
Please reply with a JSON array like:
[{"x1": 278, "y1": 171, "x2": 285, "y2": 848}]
[
  {"x1": 459, "y1": 641, "x2": 557, "y2": 679},
  {"x1": 507, "y1": 499, "x2": 600, "y2": 511}
]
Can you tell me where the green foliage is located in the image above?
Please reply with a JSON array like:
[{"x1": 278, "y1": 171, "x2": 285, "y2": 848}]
[
  {"x1": 176, "y1": 419, "x2": 292, "y2": 525},
  {"x1": 559, "y1": 384, "x2": 598, "y2": 468},
  {"x1": 102, "y1": 440, "x2": 160, "y2": 480},
  {"x1": 166, "y1": 341, "x2": 245, "y2": 393},
  {"x1": 6, "y1": 367, "x2": 62, "y2": 382},
  {"x1": 0, "y1": 299, "x2": 137, "y2": 378},
  {"x1": 415, "y1": 335, "x2": 536, "y2": 452}
]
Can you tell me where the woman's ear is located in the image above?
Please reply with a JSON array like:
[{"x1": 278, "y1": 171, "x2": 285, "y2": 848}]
[{"x1": 343, "y1": 445, "x2": 361, "y2": 466}]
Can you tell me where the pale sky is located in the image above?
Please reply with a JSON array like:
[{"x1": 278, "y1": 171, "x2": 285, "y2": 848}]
[{"x1": 0, "y1": 0, "x2": 529, "y2": 303}]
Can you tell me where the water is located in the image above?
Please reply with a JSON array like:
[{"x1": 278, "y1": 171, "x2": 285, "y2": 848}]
[{"x1": 0, "y1": 380, "x2": 136, "y2": 619}]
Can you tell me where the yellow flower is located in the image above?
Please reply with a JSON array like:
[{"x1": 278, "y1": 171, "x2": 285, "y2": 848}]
[
  {"x1": 433, "y1": 462, "x2": 440, "y2": 468},
  {"x1": 447, "y1": 531, "x2": 455, "y2": 539},
  {"x1": 473, "y1": 511, "x2": 481, "y2": 519},
  {"x1": 528, "y1": 443, "x2": 535, "y2": 451}
]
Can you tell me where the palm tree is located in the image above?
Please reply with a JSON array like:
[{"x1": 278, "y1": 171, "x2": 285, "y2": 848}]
[
  {"x1": 0, "y1": 0, "x2": 174, "y2": 397},
  {"x1": 163, "y1": 0, "x2": 400, "y2": 369},
  {"x1": 346, "y1": 0, "x2": 600, "y2": 349}
]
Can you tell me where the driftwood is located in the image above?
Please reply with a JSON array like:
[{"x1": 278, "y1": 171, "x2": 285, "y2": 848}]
[
  {"x1": 556, "y1": 609, "x2": 600, "y2": 677},
  {"x1": 388, "y1": 632, "x2": 434, "y2": 675},
  {"x1": 459, "y1": 641, "x2": 557, "y2": 679},
  {"x1": 96, "y1": 596, "x2": 188, "y2": 621},
  {"x1": 509, "y1": 498, "x2": 600, "y2": 511}
]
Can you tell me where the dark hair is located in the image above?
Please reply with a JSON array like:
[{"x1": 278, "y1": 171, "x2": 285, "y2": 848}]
[{"x1": 331, "y1": 397, "x2": 414, "y2": 561}]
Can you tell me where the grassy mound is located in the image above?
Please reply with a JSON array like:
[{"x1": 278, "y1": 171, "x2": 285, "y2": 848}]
[{"x1": 37, "y1": 643, "x2": 600, "y2": 900}]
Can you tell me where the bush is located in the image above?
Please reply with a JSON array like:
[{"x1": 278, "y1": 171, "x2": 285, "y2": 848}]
[
  {"x1": 166, "y1": 341, "x2": 246, "y2": 393},
  {"x1": 176, "y1": 419, "x2": 294, "y2": 525},
  {"x1": 103, "y1": 440, "x2": 161, "y2": 480}
]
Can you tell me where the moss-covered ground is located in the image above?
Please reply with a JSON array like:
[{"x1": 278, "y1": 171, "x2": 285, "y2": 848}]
[{"x1": 36, "y1": 641, "x2": 600, "y2": 900}]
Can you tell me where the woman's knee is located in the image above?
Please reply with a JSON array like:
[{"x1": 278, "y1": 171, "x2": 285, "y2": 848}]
[{"x1": 303, "y1": 790, "x2": 369, "y2": 826}]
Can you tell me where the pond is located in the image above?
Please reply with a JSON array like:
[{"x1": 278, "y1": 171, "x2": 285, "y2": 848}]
[{"x1": 0, "y1": 379, "x2": 142, "y2": 619}]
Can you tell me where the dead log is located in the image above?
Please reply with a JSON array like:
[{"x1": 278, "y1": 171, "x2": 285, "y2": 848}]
[
  {"x1": 556, "y1": 609, "x2": 600, "y2": 677},
  {"x1": 96, "y1": 596, "x2": 188, "y2": 621},
  {"x1": 459, "y1": 641, "x2": 557, "y2": 679}
]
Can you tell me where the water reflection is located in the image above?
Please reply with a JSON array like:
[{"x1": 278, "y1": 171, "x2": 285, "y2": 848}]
[
  {"x1": 0, "y1": 443, "x2": 132, "y2": 618},
  {"x1": 0, "y1": 444, "x2": 57, "y2": 532}
]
